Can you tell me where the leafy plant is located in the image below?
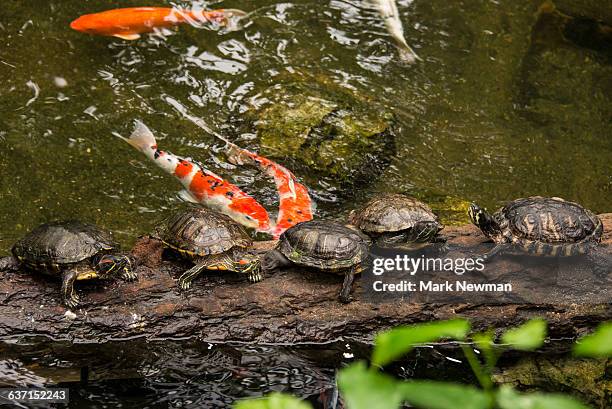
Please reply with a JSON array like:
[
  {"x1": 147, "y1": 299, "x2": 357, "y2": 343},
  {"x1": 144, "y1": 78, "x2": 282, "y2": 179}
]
[
  {"x1": 234, "y1": 392, "x2": 313, "y2": 409},
  {"x1": 372, "y1": 319, "x2": 470, "y2": 367},
  {"x1": 234, "y1": 319, "x2": 610, "y2": 409},
  {"x1": 573, "y1": 322, "x2": 612, "y2": 358}
]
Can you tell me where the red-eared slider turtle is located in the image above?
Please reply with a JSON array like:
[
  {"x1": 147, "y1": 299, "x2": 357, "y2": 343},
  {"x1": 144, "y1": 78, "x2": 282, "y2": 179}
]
[
  {"x1": 349, "y1": 194, "x2": 443, "y2": 244},
  {"x1": 262, "y1": 220, "x2": 371, "y2": 303},
  {"x1": 468, "y1": 196, "x2": 603, "y2": 258},
  {"x1": 156, "y1": 207, "x2": 261, "y2": 289},
  {"x1": 0, "y1": 221, "x2": 136, "y2": 308}
]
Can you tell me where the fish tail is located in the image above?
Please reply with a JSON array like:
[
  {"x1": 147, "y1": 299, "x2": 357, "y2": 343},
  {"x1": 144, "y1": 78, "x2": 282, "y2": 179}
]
[
  {"x1": 397, "y1": 42, "x2": 421, "y2": 64},
  {"x1": 120, "y1": 120, "x2": 157, "y2": 152},
  {"x1": 190, "y1": 9, "x2": 247, "y2": 26}
]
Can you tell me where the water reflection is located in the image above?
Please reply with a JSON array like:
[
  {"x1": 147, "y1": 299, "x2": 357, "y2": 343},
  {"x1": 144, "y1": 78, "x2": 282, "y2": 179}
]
[{"x1": 0, "y1": 339, "x2": 475, "y2": 408}]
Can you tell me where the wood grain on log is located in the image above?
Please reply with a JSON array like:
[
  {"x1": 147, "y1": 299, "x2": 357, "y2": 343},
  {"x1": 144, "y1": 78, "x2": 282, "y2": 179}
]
[{"x1": 0, "y1": 215, "x2": 610, "y2": 345}]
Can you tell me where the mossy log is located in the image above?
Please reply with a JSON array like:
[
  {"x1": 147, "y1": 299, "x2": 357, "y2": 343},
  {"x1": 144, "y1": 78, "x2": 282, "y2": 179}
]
[{"x1": 0, "y1": 215, "x2": 610, "y2": 345}]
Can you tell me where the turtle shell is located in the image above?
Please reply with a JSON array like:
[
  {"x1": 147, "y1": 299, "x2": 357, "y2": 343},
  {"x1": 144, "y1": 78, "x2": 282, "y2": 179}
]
[
  {"x1": 496, "y1": 197, "x2": 602, "y2": 243},
  {"x1": 158, "y1": 207, "x2": 252, "y2": 257},
  {"x1": 12, "y1": 221, "x2": 117, "y2": 270},
  {"x1": 349, "y1": 194, "x2": 441, "y2": 233},
  {"x1": 278, "y1": 220, "x2": 370, "y2": 271}
]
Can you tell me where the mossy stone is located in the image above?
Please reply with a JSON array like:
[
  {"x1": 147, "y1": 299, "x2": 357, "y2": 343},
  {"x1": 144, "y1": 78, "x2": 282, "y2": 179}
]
[{"x1": 238, "y1": 78, "x2": 396, "y2": 192}]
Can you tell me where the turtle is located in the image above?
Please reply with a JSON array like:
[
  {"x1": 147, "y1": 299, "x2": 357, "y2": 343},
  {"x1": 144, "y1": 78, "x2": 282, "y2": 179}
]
[
  {"x1": 155, "y1": 207, "x2": 261, "y2": 289},
  {"x1": 262, "y1": 220, "x2": 371, "y2": 303},
  {"x1": 468, "y1": 196, "x2": 603, "y2": 259},
  {"x1": 349, "y1": 194, "x2": 444, "y2": 244},
  {"x1": 0, "y1": 221, "x2": 136, "y2": 308}
]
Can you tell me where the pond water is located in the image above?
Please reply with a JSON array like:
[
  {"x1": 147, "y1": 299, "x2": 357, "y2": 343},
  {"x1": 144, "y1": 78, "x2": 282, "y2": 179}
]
[{"x1": 0, "y1": 0, "x2": 610, "y2": 407}]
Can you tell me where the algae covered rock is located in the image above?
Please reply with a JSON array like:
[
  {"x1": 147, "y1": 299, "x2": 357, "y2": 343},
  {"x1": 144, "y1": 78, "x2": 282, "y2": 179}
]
[
  {"x1": 493, "y1": 356, "x2": 611, "y2": 408},
  {"x1": 234, "y1": 78, "x2": 396, "y2": 194}
]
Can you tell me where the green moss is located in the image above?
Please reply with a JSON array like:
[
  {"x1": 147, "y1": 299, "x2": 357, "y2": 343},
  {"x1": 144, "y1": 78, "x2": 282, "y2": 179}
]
[
  {"x1": 427, "y1": 196, "x2": 472, "y2": 226},
  {"x1": 257, "y1": 97, "x2": 337, "y2": 156},
  {"x1": 493, "y1": 356, "x2": 611, "y2": 408}
]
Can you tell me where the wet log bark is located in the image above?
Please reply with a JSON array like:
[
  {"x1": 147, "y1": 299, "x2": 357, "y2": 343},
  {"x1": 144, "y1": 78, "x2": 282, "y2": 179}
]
[{"x1": 0, "y1": 215, "x2": 610, "y2": 345}]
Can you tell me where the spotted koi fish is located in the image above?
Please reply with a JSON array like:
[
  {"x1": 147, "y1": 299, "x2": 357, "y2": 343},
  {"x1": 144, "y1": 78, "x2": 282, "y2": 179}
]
[
  {"x1": 118, "y1": 121, "x2": 271, "y2": 232},
  {"x1": 70, "y1": 7, "x2": 246, "y2": 40},
  {"x1": 226, "y1": 144, "x2": 314, "y2": 238}
]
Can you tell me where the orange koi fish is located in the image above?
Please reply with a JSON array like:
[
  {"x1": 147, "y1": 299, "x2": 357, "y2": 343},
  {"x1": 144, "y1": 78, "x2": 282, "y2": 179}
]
[
  {"x1": 226, "y1": 145, "x2": 314, "y2": 238},
  {"x1": 118, "y1": 121, "x2": 271, "y2": 232},
  {"x1": 70, "y1": 7, "x2": 246, "y2": 40}
]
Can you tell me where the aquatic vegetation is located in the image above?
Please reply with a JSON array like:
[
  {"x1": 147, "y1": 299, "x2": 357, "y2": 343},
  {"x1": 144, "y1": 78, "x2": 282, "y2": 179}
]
[{"x1": 236, "y1": 319, "x2": 611, "y2": 408}]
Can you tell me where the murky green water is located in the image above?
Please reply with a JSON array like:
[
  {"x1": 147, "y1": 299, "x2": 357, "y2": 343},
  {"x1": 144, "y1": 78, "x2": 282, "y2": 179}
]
[{"x1": 0, "y1": 0, "x2": 610, "y2": 407}]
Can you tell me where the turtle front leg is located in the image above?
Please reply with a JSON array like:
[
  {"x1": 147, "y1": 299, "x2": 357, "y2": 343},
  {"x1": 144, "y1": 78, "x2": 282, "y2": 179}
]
[
  {"x1": 120, "y1": 255, "x2": 138, "y2": 282},
  {"x1": 61, "y1": 270, "x2": 80, "y2": 308},
  {"x1": 0, "y1": 256, "x2": 19, "y2": 272},
  {"x1": 121, "y1": 268, "x2": 138, "y2": 282},
  {"x1": 339, "y1": 266, "x2": 359, "y2": 304},
  {"x1": 177, "y1": 254, "x2": 227, "y2": 290}
]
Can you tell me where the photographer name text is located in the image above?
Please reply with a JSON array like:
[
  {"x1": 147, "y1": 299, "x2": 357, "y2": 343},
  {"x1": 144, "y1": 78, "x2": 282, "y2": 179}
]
[{"x1": 372, "y1": 280, "x2": 513, "y2": 292}]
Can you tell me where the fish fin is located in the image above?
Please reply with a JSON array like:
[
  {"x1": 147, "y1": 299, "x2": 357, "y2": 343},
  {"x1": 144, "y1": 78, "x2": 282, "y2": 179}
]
[
  {"x1": 178, "y1": 190, "x2": 199, "y2": 204},
  {"x1": 224, "y1": 143, "x2": 247, "y2": 165},
  {"x1": 113, "y1": 33, "x2": 141, "y2": 41},
  {"x1": 119, "y1": 120, "x2": 157, "y2": 151}
]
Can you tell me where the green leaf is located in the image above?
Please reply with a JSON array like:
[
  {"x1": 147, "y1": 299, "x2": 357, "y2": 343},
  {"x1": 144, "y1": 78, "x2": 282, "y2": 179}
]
[
  {"x1": 500, "y1": 319, "x2": 547, "y2": 351},
  {"x1": 496, "y1": 385, "x2": 591, "y2": 409},
  {"x1": 338, "y1": 362, "x2": 404, "y2": 409},
  {"x1": 233, "y1": 393, "x2": 313, "y2": 409},
  {"x1": 400, "y1": 380, "x2": 490, "y2": 409},
  {"x1": 472, "y1": 331, "x2": 498, "y2": 369},
  {"x1": 573, "y1": 322, "x2": 612, "y2": 358},
  {"x1": 372, "y1": 319, "x2": 470, "y2": 367}
]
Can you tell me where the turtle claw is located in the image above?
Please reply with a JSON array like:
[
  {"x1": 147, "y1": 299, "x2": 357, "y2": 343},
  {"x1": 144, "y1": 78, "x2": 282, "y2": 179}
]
[
  {"x1": 248, "y1": 271, "x2": 262, "y2": 283},
  {"x1": 122, "y1": 268, "x2": 138, "y2": 282},
  {"x1": 65, "y1": 293, "x2": 80, "y2": 309},
  {"x1": 178, "y1": 278, "x2": 192, "y2": 291}
]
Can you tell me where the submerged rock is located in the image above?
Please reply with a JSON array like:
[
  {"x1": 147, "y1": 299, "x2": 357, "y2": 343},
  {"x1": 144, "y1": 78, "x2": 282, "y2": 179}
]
[
  {"x1": 516, "y1": 6, "x2": 612, "y2": 133},
  {"x1": 233, "y1": 75, "x2": 396, "y2": 195},
  {"x1": 553, "y1": 0, "x2": 612, "y2": 24}
]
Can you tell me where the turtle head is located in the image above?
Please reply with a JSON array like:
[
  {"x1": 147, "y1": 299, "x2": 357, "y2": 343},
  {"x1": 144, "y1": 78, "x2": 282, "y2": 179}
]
[
  {"x1": 231, "y1": 251, "x2": 262, "y2": 283},
  {"x1": 468, "y1": 203, "x2": 500, "y2": 237},
  {"x1": 94, "y1": 254, "x2": 136, "y2": 278}
]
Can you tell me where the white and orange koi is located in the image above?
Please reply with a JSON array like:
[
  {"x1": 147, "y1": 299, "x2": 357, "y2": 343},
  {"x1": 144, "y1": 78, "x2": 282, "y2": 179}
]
[
  {"x1": 226, "y1": 144, "x2": 314, "y2": 238},
  {"x1": 118, "y1": 121, "x2": 271, "y2": 232}
]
